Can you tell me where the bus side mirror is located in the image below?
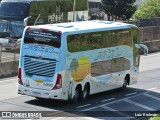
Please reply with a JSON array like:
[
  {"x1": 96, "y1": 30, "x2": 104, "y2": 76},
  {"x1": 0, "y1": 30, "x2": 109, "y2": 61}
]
[
  {"x1": 67, "y1": 52, "x2": 71, "y2": 57},
  {"x1": 135, "y1": 43, "x2": 148, "y2": 56},
  {"x1": 23, "y1": 16, "x2": 31, "y2": 27}
]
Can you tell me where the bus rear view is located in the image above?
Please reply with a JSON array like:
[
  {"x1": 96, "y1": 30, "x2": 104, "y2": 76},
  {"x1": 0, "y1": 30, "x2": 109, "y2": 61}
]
[
  {"x1": 18, "y1": 27, "x2": 63, "y2": 100},
  {"x1": 18, "y1": 21, "x2": 148, "y2": 102}
]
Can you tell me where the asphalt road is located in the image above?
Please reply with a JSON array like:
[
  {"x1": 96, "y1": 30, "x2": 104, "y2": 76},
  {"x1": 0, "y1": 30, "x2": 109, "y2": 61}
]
[{"x1": 0, "y1": 52, "x2": 160, "y2": 120}]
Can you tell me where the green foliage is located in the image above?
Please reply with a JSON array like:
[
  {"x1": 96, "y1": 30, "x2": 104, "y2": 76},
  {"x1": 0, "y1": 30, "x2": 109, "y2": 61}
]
[
  {"x1": 132, "y1": 0, "x2": 160, "y2": 19},
  {"x1": 150, "y1": 115, "x2": 160, "y2": 120},
  {"x1": 75, "y1": 0, "x2": 88, "y2": 11},
  {"x1": 28, "y1": 0, "x2": 72, "y2": 25},
  {"x1": 102, "y1": 0, "x2": 136, "y2": 20},
  {"x1": 27, "y1": 0, "x2": 88, "y2": 25},
  {"x1": 89, "y1": 1, "x2": 101, "y2": 8}
]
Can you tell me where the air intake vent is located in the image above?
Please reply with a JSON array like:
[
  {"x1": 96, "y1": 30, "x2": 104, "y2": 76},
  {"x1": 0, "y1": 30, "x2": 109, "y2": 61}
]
[
  {"x1": 98, "y1": 21, "x2": 114, "y2": 24},
  {"x1": 24, "y1": 57, "x2": 56, "y2": 77},
  {"x1": 57, "y1": 24, "x2": 74, "y2": 28}
]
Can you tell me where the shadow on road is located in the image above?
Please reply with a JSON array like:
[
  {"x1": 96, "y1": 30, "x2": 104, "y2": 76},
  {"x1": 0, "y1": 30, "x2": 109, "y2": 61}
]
[{"x1": 24, "y1": 87, "x2": 160, "y2": 118}]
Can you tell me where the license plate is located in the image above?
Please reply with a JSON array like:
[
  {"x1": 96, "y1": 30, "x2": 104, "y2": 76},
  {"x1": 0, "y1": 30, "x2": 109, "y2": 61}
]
[{"x1": 32, "y1": 91, "x2": 41, "y2": 96}]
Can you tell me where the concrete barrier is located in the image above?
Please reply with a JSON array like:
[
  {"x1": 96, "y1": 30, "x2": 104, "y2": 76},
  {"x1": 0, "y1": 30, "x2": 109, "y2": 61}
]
[
  {"x1": 0, "y1": 61, "x2": 19, "y2": 77},
  {"x1": 143, "y1": 40, "x2": 160, "y2": 53}
]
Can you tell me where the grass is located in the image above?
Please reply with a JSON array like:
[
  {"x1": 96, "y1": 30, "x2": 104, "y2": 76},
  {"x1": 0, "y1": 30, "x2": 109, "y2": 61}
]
[{"x1": 150, "y1": 115, "x2": 160, "y2": 120}]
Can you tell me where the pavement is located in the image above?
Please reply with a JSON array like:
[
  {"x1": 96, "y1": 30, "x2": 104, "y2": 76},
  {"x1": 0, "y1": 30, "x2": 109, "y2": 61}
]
[
  {"x1": 140, "y1": 52, "x2": 160, "y2": 72},
  {"x1": 0, "y1": 52, "x2": 160, "y2": 120}
]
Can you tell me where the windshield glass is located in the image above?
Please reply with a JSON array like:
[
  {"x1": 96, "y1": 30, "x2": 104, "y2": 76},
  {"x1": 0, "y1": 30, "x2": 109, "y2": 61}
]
[
  {"x1": 0, "y1": 19, "x2": 24, "y2": 38},
  {"x1": 24, "y1": 28, "x2": 61, "y2": 48},
  {"x1": 0, "y1": 2, "x2": 29, "y2": 17}
]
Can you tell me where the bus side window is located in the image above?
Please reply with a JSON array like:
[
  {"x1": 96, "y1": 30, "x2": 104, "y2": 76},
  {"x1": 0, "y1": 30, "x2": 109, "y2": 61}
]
[
  {"x1": 119, "y1": 29, "x2": 132, "y2": 47},
  {"x1": 67, "y1": 32, "x2": 102, "y2": 53}
]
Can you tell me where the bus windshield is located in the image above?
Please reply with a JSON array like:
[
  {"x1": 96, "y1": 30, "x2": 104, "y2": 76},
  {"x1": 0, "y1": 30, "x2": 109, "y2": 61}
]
[
  {"x1": 24, "y1": 28, "x2": 61, "y2": 48},
  {"x1": 0, "y1": 2, "x2": 29, "y2": 17},
  {"x1": 0, "y1": 19, "x2": 24, "y2": 38}
]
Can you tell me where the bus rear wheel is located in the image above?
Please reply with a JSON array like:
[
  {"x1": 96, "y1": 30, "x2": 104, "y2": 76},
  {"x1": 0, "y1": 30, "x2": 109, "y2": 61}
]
[
  {"x1": 72, "y1": 87, "x2": 81, "y2": 102},
  {"x1": 122, "y1": 76, "x2": 129, "y2": 91},
  {"x1": 81, "y1": 84, "x2": 89, "y2": 101}
]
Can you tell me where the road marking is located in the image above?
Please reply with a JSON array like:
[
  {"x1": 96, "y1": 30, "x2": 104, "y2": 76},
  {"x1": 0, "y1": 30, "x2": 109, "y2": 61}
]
[
  {"x1": 76, "y1": 104, "x2": 91, "y2": 109},
  {"x1": 125, "y1": 92, "x2": 137, "y2": 97},
  {"x1": 0, "y1": 78, "x2": 17, "y2": 83},
  {"x1": 51, "y1": 117, "x2": 65, "y2": 120},
  {"x1": 46, "y1": 111, "x2": 64, "y2": 116},
  {"x1": 143, "y1": 93, "x2": 160, "y2": 101},
  {"x1": 147, "y1": 87, "x2": 157, "y2": 91},
  {"x1": 83, "y1": 117, "x2": 102, "y2": 120},
  {"x1": 101, "y1": 98, "x2": 115, "y2": 103},
  {"x1": 124, "y1": 99, "x2": 156, "y2": 111},
  {"x1": 82, "y1": 93, "x2": 144, "y2": 111},
  {"x1": 81, "y1": 88, "x2": 159, "y2": 112},
  {"x1": 101, "y1": 106, "x2": 132, "y2": 118},
  {"x1": 51, "y1": 117, "x2": 100, "y2": 120}
]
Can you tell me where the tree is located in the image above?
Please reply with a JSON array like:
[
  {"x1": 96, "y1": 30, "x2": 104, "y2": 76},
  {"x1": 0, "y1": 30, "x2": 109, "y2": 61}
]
[
  {"x1": 132, "y1": 0, "x2": 160, "y2": 19},
  {"x1": 102, "y1": 0, "x2": 136, "y2": 20}
]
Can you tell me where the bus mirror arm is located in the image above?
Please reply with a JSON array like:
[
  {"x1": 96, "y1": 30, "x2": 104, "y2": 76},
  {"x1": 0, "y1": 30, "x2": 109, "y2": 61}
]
[
  {"x1": 23, "y1": 16, "x2": 31, "y2": 27},
  {"x1": 135, "y1": 43, "x2": 148, "y2": 56},
  {"x1": 67, "y1": 52, "x2": 71, "y2": 56}
]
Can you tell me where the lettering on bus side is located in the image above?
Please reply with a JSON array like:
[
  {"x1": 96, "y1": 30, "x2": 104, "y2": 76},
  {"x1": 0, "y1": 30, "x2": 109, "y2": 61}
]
[
  {"x1": 94, "y1": 48, "x2": 122, "y2": 61},
  {"x1": 43, "y1": 83, "x2": 53, "y2": 87}
]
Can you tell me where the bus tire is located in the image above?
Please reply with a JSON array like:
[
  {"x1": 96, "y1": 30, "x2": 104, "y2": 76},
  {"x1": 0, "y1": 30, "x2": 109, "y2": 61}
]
[
  {"x1": 122, "y1": 76, "x2": 129, "y2": 91},
  {"x1": 72, "y1": 86, "x2": 81, "y2": 102},
  {"x1": 81, "y1": 84, "x2": 89, "y2": 101}
]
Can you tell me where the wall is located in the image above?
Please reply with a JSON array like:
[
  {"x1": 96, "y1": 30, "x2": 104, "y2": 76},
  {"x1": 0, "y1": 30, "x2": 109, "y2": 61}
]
[
  {"x1": 0, "y1": 61, "x2": 18, "y2": 77},
  {"x1": 139, "y1": 26, "x2": 160, "y2": 53}
]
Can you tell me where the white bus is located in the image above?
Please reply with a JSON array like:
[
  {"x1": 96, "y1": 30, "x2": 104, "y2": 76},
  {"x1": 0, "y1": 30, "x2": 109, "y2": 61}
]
[{"x1": 18, "y1": 21, "x2": 148, "y2": 101}]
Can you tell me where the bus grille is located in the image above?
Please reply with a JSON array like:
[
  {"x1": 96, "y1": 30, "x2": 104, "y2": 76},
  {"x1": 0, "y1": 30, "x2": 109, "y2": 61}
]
[{"x1": 24, "y1": 57, "x2": 56, "y2": 77}]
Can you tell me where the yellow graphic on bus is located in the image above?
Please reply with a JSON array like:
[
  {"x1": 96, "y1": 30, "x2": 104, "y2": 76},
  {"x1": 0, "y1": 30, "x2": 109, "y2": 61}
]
[
  {"x1": 70, "y1": 57, "x2": 91, "y2": 82},
  {"x1": 35, "y1": 79, "x2": 44, "y2": 86}
]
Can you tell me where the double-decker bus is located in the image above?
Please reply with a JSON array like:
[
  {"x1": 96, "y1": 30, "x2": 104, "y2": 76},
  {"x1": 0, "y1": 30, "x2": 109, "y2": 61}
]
[
  {"x1": 18, "y1": 21, "x2": 148, "y2": 101},
  {"x1": 0, "y1": 0, "x2": 88, "y2": 50}
]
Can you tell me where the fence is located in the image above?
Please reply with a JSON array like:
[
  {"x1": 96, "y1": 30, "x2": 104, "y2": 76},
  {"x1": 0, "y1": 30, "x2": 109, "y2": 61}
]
[
  {"x1": 139, "y1": 26, "x2": 160, "y2": 42},
  {"x1": 136, "y1": 18, "x2": 160, "y2": 27}
]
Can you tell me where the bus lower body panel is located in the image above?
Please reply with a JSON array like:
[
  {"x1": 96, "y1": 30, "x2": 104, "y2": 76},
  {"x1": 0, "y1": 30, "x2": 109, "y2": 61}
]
[{"x1": 18, "y1": 84, "x2": 67, "y2": 100}]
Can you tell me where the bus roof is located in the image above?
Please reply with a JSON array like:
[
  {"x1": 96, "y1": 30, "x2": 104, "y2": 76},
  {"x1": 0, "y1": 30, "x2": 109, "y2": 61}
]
[{"x1": 29, "y1": 21, "x2": 137, "y2": 34}]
